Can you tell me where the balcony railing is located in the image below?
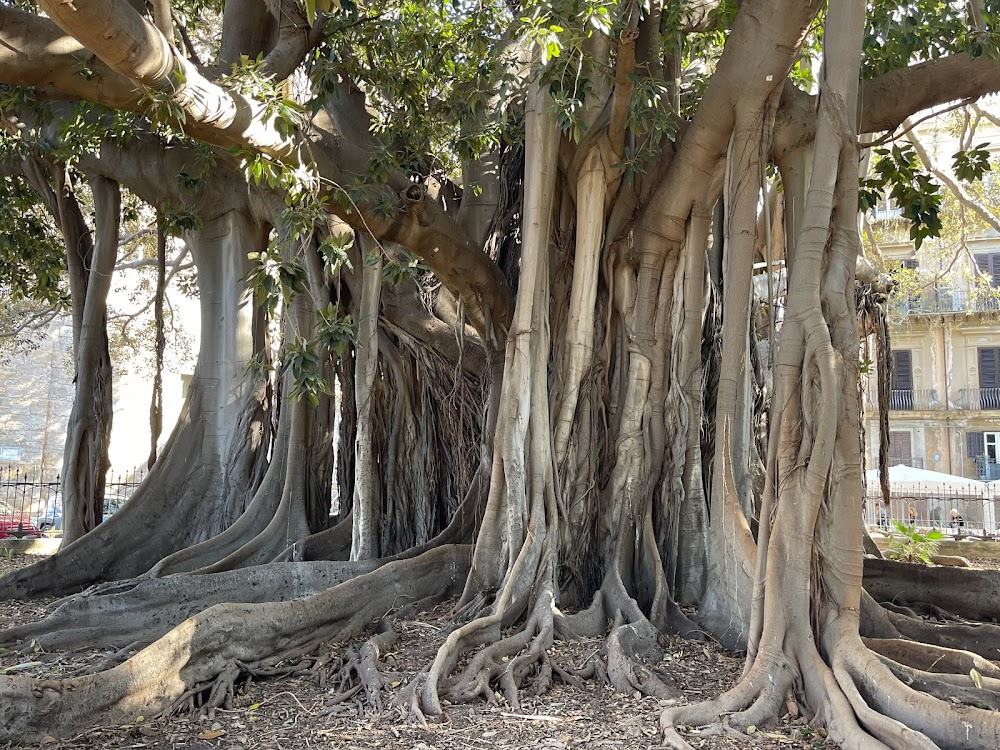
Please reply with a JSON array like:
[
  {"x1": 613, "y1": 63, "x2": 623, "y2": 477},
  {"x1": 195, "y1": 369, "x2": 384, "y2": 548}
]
[
  {"x1": 888, "y1": 389, "x2": 939, "y2": 410},
  {"x1": 975, "y1": 459, "x2": 1000, "y2": 481},
  {"x1": 958, "y1": 388, "x2": 1000, "y2": 410},
  {"x1": 890, "y1": 289, "x2": 1000, "y2": 317}
]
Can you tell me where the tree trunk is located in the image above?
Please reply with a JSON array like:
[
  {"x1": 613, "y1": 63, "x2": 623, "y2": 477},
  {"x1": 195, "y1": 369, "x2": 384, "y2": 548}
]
[
  {"x1": 0, "y1": 211, "x2": 270, "y2": 597},
  {"x1": 59, "y1": 174, "x2": 119, "y2": 545}
]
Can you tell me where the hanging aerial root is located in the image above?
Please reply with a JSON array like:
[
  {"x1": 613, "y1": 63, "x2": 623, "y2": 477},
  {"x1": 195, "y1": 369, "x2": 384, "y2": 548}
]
[{"x1": 0, "y1": 545, "x2": 470, "y2": 743}]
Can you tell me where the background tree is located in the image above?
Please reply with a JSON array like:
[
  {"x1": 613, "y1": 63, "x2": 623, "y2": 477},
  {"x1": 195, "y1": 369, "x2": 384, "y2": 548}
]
[{"x1": 2, "y1": 0, "x2": 1000, "y2": 747}]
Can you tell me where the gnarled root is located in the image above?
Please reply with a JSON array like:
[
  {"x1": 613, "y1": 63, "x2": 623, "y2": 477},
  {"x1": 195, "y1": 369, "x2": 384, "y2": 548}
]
[
  {"x1": 862, "y1": 637, "x2": 1000, "y2": 680},
  {"x1": 0, "y1": 545, "x2": 470, "y2": 743},
  {"x1": 0, "y1": 559, "x2": 383, "y2": 652},
  {"x1": 423, "y1": 581, "x2": 556, "y2": 714},
  {"x1": 313, "y1": 619, "x2": 400, "y2": 715}
]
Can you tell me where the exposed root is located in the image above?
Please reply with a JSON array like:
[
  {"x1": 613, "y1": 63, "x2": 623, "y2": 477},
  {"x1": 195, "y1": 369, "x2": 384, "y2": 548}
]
[
  {"x1": 876, "y1": 655, "x2": 1000, "y2": 710},
  {"x1": 879, "y1": 600, "x2": 962, "y2": 623},
  {"x1": 604, "y1": 620, "x2": 678, "y2": 699},
  {"x1": 864, "y1": 557, "x2": 1000, "y2": 622},
  {"x1": 0, "y1": 559, "x2": 383, "y2": 652},
  {"x1": 885, "y1": 608, "x2": 1000, "y2": 661},
  {"x1": 0, "y1": 545, "x2": 470, "y2": 743},
  {"x1": 390, "y1": 669, "x2": 431, "y2": 728},
  {"x1": 862, "y1": 637, "x2": 1000, "y2": 680},
  {"x1": 311, "y1": 619, "x2": 400, "y2": 714},
  {"x1": 435, "y1": 584, "x2": 555, "y2": 712},
  {"x1": 840, "y1": 635, "x2": 1000, "y2": 747},
  {"x1": 169, "y1": 662, "x2": 244, "y2": 719}
]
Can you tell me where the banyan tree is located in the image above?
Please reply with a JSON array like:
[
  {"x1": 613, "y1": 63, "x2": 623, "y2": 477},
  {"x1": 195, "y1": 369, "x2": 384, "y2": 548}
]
[{"x1": 2, "y1": 0, "x2": 1000, "y2": 747}]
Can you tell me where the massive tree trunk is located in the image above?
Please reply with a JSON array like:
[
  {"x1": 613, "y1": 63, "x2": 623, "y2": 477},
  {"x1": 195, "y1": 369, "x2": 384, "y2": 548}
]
[{"x1": 0, "y1": 209, "x2": 270, "y2": 597}]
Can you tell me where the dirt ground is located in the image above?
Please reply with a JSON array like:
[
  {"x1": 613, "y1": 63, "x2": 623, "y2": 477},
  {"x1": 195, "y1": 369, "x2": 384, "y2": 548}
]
[{"x1": 4, "y1": 552, "x2": 993, "y2": 750}]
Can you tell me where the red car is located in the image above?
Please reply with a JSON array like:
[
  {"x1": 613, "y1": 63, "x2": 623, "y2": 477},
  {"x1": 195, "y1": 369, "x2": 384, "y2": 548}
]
[{"x1": 0, "y1": 502, "x2": 42, "y2": 539}]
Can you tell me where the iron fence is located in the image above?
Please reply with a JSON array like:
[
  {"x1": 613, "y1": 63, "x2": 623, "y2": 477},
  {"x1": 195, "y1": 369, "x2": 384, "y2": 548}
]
[
  {"x1": 865, "y1": 483, "x2": 998, "y2": 538},
  {"x1": 0, "y1": 465, "x2": 146, "y2": 536}
]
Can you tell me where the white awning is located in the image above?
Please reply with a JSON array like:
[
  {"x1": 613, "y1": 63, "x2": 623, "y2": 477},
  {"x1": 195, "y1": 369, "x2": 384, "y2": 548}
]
[{"x1": 865, "y1": 464, "x2": 990, "y2": 498}]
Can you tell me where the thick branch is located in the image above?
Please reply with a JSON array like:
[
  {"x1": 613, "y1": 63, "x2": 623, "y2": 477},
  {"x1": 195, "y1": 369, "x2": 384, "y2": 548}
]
[{"x1": 776, "y1": 52, "x2": 1000, "y2": 156}]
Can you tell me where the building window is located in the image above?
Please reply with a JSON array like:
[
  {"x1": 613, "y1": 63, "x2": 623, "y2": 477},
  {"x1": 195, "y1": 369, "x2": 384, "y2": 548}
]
[
  {"x1": 887, "y1": 430, "x2": 913, "y2": 467},
  {"x1": 980, "y1": 347, "x2": 1000, "y2": 409},
  {"x1": 975, "y1": 253, "x2": 1000, "y2": 287},
  {"x1": 890, "y1": 350, "x2": 913, "y2": 410},
  {"x1": 969, "y1": 431, "x2": 1000, "y2": 480}
]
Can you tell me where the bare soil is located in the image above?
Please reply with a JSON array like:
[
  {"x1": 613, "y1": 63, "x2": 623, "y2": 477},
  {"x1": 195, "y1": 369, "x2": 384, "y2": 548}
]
[{"x1": 21, "y1": 550, "x2": 1000, "y2": 750}]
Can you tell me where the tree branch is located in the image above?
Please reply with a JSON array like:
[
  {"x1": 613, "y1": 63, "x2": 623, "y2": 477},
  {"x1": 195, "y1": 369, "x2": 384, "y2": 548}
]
[
  {"x1": 776, "y1": 52, "x2": 1000, "y2": 157},
  {"x1": 3, "y1": 2, "x2": 511, "y2": 343},
  {"x1": 608, "y1": 28, "x2": 639, "y2": 154}
]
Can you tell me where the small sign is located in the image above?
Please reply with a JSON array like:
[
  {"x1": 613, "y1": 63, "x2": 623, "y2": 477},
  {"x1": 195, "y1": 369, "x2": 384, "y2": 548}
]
[{"x1": 0, "y1": 447, "x2": 21, "y2": 461}]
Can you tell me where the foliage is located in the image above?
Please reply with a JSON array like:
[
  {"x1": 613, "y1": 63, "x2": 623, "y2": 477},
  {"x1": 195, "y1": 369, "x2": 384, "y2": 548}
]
[
  {"x1": 863, "y1": 0, "x2": 999, "y2": 79},
  {"x1": 860, "y1": 143, "x2": 942, "y2": 249},
  {"x1": 887, "y1": 520, "x2": 944, "y2": 564}
]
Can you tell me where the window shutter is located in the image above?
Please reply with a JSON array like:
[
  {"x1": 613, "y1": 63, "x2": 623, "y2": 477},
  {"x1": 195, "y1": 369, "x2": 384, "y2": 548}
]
[
  {"x1": 888, "y1": 431, "x2": 912, "y2": 465},
  {"x1": 976, "y1": 253, "x2": 1000, "y2": 287},
  {"x1": 980, "y1": 348, "x2": 999, "y2": 389},
  {"x1": 891, "y1": 350, "x2": 913, "y2": 390},
  {"x1": 968, "y1": 431, "x2": 986, "y2": 460}
]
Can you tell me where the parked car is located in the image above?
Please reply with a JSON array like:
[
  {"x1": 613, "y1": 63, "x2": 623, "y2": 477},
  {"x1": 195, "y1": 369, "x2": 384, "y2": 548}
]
[
  {"x1": 103, "y1": 496, "x2": 125, "y2": 522},
  {"x1": 0, "y1": 502, "x2": 42, "y2": 539},
  {"x1": 35, "y1": 506, "x2": 63, "y2": 531}
]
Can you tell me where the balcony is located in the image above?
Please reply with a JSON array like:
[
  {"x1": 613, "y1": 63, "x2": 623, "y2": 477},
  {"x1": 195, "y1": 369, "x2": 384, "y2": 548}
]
[
  {"x1": 958, "y1": 388, "x2": 1000, "y2": 410},
  {"x1": 975, "y1": 459, "x2": 1000, "y2": 480},
  {"x1": 888, "y1": 389, "x2": 939, "y2": 410},
  {"x1": 890, "y1": 289, "x2": 1000, "y2": 317}
]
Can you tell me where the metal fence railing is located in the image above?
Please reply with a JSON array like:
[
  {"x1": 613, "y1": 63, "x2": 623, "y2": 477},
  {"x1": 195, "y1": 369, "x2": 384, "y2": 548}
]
[
  {"x1": 865, "y1": 484, "x2": 998, "y2": 538},
  {"x1": 888, "y1": 389, "x2": 939, "y2": 411},
  {"x1": 0, "y1": 465, "x2": 146, "y2": 536},
  {"x1": 958, "y1": 388, "x2": 1000, "y2": 410}
]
